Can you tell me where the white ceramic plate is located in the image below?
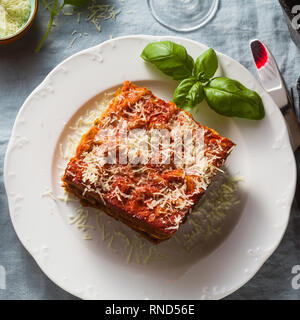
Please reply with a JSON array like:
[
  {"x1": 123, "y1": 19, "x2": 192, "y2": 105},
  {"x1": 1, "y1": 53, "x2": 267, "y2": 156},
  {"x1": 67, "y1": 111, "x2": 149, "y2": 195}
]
[{"x1": 4, "y1": 35, "x2": 296, "y2": 300}]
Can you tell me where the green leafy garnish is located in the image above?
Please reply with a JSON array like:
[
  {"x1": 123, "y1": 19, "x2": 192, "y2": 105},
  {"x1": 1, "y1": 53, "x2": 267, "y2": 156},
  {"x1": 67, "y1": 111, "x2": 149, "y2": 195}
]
[
  {"x1": 173, "y1": 78, "x2": 204, "y2": 110},
  {"x1": 140, "y1": 41, "x2": 194, "y2": 80},
  {"x1": 193, "y1": 48, "x2": 218, "y2": 82},
  {"x1": 141, "y1": 41, "x2": 265, "y2": 120},
  {"x1": 204, "y1": 77, "x2": 265, "y2": 120},
  {"x1": 35, "y1": 0, "x2": 90, "y2": 52}
]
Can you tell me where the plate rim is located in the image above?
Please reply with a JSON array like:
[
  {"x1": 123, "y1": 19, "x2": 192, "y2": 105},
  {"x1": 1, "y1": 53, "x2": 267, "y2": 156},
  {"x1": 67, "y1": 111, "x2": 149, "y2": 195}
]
[{"x1": 4, "y1": 34, "x2": 297, "y2": 300}]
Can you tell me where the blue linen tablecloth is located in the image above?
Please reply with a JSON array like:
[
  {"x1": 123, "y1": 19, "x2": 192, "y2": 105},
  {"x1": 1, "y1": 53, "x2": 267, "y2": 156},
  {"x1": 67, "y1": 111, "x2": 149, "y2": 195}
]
[{"x1": 0, "y1": 0, "x2": 299, "y2": 300}]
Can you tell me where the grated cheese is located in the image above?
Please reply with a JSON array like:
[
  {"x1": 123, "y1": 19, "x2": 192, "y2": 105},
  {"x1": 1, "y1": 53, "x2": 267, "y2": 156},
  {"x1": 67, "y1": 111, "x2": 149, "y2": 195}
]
[
  {"x1": 61, "y1": 85, "x2": 238, "y2": 260},
  {"x1": 41, "y1": 187, "x2": 56, "y2": 201},
  {"x1": 43, "y1": 1, "x2": 122, "y2": 48},
  {"x1": 85, "y1": 1, "x2": 121, "y2": 32},
  {"x1": 68, "y1": 36, "x2": 77, "y2": 48},
  {"x1": 0, "y1": 0, "x2": 31, "y2": 39},
  {"x1": 76, "y1": 104, "x2": 227, "y2": 232},
  {"x1": 83, "y1": 233, "x2": 93, "y2": 240}
]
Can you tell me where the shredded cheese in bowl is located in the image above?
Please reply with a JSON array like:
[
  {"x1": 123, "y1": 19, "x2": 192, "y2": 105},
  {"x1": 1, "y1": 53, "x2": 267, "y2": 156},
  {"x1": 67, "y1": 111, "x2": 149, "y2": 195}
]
[{"x1": 0, "y1": 0, "x2": 31, "y2": 39}]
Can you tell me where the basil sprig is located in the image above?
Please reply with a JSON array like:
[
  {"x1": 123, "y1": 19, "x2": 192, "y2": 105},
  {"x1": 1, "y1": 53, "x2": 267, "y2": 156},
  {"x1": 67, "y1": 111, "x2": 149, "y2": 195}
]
[
  {"x1": 173, "y1": 78, "x2": 204, "y2": 110},
  {"x1": 204, "y1": 78, "x2": 265, "y2": 120},
  {"x1": 141, "y1": 41, "x2": 194, "y2": 80},
  {"x1": 141, "y1": 41, "x2": 265, "y2": 120},
  {"x1": 193, "y1": 48, "x2": 218, "y2": 82}
]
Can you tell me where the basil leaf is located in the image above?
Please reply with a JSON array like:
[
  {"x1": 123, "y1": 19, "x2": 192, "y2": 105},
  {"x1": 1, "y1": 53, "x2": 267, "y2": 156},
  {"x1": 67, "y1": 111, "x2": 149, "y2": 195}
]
[
  {"x1": 141, "y1": 41, "x2": 194, "y2": 80},
  {"x1": 193, "y1": 48, "x2": 218, "y2": 81},
  {"x1": 204, "y1": 77, "x2": 265, "y2": 120},
  {"x1": 173, "y1": 78, "x2": 204, "y2": 110},
  {"x1": 64, "y1": 0, "x2": 89, "y2": 7}
]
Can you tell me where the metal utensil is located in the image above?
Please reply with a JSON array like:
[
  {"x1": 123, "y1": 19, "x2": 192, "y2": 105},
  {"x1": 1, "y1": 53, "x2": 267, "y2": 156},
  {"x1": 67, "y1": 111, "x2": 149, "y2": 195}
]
[{"x1": 250, "y1": 39, "x2": 300, "y2": 151}]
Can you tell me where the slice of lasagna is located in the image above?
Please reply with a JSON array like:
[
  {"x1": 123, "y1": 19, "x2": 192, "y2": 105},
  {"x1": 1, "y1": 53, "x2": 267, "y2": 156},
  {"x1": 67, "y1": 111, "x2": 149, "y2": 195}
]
[{"x1": 62, "y1": 81, "x2": 235, "y2": 243}]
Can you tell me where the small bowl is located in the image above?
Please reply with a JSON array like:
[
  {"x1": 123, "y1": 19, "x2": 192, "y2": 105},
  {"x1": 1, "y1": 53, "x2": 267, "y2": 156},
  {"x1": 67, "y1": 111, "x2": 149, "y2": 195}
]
[{"x1": 0, "y1": 0, "x2": 38, "y2": 45}]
